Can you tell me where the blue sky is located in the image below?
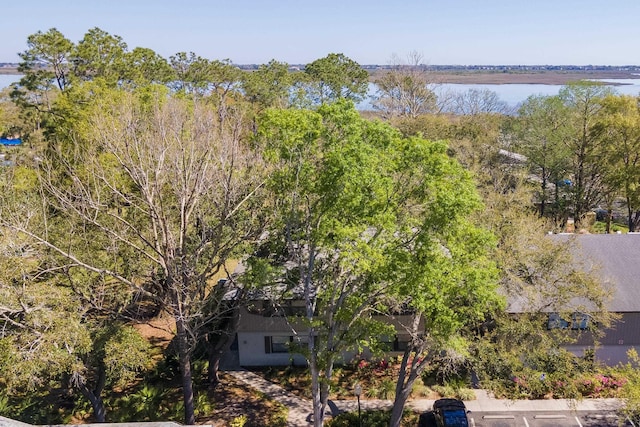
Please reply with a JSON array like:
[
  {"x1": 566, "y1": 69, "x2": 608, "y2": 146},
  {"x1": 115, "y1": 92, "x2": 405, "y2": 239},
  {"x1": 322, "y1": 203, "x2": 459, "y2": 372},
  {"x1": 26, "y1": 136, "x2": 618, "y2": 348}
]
[{"x1": 3, "y1": 0, "x2": 639, "y2": 65}]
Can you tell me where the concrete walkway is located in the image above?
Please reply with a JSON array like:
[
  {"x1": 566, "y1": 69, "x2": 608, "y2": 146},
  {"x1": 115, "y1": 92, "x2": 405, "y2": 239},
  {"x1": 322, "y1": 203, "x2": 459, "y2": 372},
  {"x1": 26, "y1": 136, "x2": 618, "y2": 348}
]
[{"x1": 226, "y1": 369, "x2": 625, "y2": 426}]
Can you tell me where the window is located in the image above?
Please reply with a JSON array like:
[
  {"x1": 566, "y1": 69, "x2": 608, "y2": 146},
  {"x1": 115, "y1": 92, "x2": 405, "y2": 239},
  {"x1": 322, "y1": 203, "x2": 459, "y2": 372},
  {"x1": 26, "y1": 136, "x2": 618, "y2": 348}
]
[
  {"x1": 547, "y1": 313, "x2": 569, "y2": 329},
  {"x1": 264, "y1": 336, "x2": 290, "y2": 353},
  {"x1": 394, "y1": 337, "x2": 410, "y2": 352},
  {"x1": 380, "y1": 336, "x2": 410, "y2": 352},
  {"x1": 264, "y1": 335, "x2": 311, "y2": 354},
  {"x1": 547, "y1": 312, "x2": 590, "y2": 330},
  {"x1": 571, "y1": 313, "x2": 590, "y2": 330}
]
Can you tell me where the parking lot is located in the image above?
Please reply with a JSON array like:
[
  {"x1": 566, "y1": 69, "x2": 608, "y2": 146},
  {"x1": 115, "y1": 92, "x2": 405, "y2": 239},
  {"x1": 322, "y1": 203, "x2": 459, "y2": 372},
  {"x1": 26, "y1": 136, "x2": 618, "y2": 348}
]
[{"x1": 468, "y1": 411, "x2": 634, "y2": 427}]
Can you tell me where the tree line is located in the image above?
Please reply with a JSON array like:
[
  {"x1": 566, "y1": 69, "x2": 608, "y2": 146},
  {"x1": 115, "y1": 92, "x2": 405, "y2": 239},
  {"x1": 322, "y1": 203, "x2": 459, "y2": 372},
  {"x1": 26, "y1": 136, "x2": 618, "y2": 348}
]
[{"x1": 0, "y1": 27, "x2": 633, "y2": 426}]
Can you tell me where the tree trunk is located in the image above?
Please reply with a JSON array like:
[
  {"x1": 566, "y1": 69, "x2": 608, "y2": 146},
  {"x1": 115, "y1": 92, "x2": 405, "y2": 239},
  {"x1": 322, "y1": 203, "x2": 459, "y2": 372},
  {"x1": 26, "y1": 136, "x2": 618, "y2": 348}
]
[
  {"x1": 539, "y1": 167, "x2": 547, "y2": 217},
  {"x1": 310, "y1": 353, "x2": 324, "y2": 427},
  {"x1": 206, "y1": 305, "x2": 241, "y2": 389},
  {"x1": 77, "y1": 380, "x2": 107, "y2": 423},
  {"x1": 390, "y1": 315, "x2": 426, "y2": 427},
  {"x1": 389, "y1": 349, "x2": 411, "y2": 427},
  {"x1": 632, "y1": 211, "x2": 640, "y2": 232},
  {"x1": 176, "y1": 317, "x2": 196, "y2": 425},
  {"x1": 320, "y1": 361, "x2": 334, "y2": 422}
]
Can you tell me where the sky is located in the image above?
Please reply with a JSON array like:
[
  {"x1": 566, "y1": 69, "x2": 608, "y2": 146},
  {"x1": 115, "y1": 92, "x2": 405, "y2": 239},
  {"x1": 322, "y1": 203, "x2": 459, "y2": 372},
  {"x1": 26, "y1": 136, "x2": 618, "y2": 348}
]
[{"x1": 3, "y1": 0, "x2": 640, "y2": 66}]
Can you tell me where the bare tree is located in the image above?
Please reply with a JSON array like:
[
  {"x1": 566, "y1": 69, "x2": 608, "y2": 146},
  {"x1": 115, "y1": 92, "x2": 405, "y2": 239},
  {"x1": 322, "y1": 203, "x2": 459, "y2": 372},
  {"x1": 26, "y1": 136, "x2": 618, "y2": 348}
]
[
  {"x1": 446, "y1": 87, "x2": 511, "y2": 115},
  {"x1": 373, "y1": 51, "x2": 439, "y2": 118},
  {"x1": 1, "y1": 87, "x2": 267, "y2": 424}
]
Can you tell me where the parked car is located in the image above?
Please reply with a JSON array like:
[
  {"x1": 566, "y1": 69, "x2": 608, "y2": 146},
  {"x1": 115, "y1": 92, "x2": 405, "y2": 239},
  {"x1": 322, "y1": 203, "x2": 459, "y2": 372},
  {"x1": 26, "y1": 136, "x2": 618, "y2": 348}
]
[{"x1": 419, "y1": 398, "x2": 470, "y2": 427}]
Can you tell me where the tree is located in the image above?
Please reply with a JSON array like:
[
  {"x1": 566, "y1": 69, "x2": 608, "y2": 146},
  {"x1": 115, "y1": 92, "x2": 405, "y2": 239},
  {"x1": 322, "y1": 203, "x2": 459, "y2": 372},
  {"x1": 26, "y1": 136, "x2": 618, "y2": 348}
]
[
  {"x1": 303, "y1": 53, "x2": 369, "y2": 104},
  {"x1": 241, "y1": 59, "x2": 293, "y2": 110},
  {"x1": 559, "y1": 82, "x2": 614, "y2": 228},
  {"x1": 373, "y1": 51, "x2": 438, "y2": 118},
  {"x1": 251, "y1": 100, "x2": 500, "y2": 427},
  {"x1": 385, "y1": 146, "x2": 502, "y2": 427},
  {"x1": 595, "y1": 95, "x2": 640, "y2": 231},
  {"x1": 121, "y1": 47, "x2": 175, "y2": 86},
  {"x1": 0, "y1": 165, "x2": 153, "y2": 423},
  {"x1": 0, "y1": 84, "x2": 267, "y2": 424},
  {"x1": 514, "y1": 95, "x2": 572, "y2": 220},
  {"x1": 0, "y1": 87, "x2": 22, "y2": 138},
  {"x1": 470, "y1": 166, "x2": 614, "y2": 401},
  {"x1": 169, "y1": 53, "x2": 241, "y2": 99},
  {"x1": 449, "y1": 88, "x2": 510, "y2": 116},
  {"x1": 72, "y1": 27, "x2": 128, "y2": 85},
  {"x1": 18, "y1": 28, "x2": 73, "y2": 91},
  {"x1": 168, "y1": 53, "x2": 242, "y2": 127},
  {"x1": 12, "y1": 28, "x2": 74, "y2": 145},
  {"x1": 253, "y1": 101, "x2": 394, "y2": 426}
]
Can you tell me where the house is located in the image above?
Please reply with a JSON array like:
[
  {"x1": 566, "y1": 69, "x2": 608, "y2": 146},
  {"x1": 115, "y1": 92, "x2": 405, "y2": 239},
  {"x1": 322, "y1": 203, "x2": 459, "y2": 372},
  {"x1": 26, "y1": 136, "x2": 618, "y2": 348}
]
[
  {"x1": 229, "y1": 299, "x2": 415, "y2": 367},
  {"x1": 550, "y1": 233, "x2": 640, "y2": 365},
  {"x1": 223, "y1": 233, "x2": 640, "y2": 368}
]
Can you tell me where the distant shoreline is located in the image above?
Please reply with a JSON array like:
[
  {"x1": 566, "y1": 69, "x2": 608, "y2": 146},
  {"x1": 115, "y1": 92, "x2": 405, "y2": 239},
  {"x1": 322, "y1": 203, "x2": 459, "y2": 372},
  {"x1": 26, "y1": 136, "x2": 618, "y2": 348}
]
[
  {"x1": 2, "y1": 67, "x2": 639, "y2": 85},
  {"x1": 369, "y1": 70, "x2": 640, "y2": 85}
]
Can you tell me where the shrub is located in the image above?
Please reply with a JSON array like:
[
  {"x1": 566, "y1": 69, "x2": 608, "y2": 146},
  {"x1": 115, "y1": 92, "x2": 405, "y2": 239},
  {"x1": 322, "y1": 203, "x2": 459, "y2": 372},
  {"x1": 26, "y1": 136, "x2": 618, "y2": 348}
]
[
  {"x1": 410, "y1": 381, "x2": 433, "y2": 398},
  {"x1": 455, "y1": 388, "x2": 477, "y2": 401},
  {"x1": 230, "y1": 415, "x2": 247, "y2": 427}
]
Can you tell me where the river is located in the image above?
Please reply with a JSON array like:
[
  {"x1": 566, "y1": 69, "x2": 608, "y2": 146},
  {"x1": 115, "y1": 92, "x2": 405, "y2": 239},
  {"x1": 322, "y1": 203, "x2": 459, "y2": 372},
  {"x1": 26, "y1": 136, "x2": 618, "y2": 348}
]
[
  {"x1": 2, "y1": 73, "x2": 640, "y2": 112},
  {"x1": 0, "y1": 74, "x2": 21, "y2": 89},
  {"x1": 359, "y1": 78, "x2": 640, "y2": 111}
]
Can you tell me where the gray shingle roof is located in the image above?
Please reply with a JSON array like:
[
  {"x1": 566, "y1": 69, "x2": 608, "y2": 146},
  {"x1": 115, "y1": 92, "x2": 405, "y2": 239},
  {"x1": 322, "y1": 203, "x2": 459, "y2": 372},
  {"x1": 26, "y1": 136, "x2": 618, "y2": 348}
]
[{"x1": 553, "y1": 233, "x2": 640, "y2": 312}]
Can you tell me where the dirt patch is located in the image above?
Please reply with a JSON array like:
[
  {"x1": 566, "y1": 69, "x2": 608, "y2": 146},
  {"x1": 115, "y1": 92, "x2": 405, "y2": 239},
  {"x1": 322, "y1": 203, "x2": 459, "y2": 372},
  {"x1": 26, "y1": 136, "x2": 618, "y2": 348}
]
[
  {"x1": 133, "y1": 314, "x2": 175, "y2": 349},
  {"x1": 200, "y1": 372, "x2": 287, "y2": 427}
]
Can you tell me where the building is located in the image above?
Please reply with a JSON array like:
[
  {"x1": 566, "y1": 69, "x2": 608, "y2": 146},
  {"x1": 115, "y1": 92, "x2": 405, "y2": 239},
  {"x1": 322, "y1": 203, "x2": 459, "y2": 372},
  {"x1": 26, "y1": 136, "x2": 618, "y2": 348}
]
[
  {"x1": 224, "y1": 234, "x2": 640, "y2": 368},
  {"x1": 551, "y1": 234, "x2": 640, "y2": 365}
]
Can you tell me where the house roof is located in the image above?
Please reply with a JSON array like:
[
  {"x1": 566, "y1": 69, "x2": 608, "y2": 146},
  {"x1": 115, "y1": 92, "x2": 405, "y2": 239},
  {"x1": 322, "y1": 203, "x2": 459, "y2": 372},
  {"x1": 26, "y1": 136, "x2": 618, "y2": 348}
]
[{"x1": 552, "y1": 233, "x2": 640, "y2": 312}]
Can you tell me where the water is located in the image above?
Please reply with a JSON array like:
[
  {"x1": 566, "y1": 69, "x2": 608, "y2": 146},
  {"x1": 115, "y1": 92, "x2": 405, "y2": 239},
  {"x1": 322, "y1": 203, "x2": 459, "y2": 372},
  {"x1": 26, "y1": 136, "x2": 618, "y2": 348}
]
[
  {"x1": 2, "y1": 73, "x2": 639, "y2": 112},
  {"x1": 0, "y1": 74, "x2": 21, "y2": 89},
  {"x1": 361, "y1": 79, "x2": 640, "y2": 111}
]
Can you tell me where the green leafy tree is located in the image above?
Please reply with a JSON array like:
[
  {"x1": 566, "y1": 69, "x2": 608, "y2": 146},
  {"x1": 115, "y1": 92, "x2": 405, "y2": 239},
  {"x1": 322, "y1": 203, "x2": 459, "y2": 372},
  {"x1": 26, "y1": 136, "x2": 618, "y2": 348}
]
[
  {"x1": 12, "y1": 28, "x2": 74, "y2": 146},
  {"x1": 303, "y1": 53, "x2": 369, "y2": 104},
  {"x1": 514, "y1": 95, "x2": 572, "y2": 220},
  {"x1": 169, "y1": 52, "x2": 241, "y2": 98},
  {"x1": 251, "y1": 101, "x2": 499, "y2": 427},
  {"x1": 0, "y1": 166, "x2": 151, "y2": 423},
  {"x1": 71, "y1": 27, "x2": 128, "y2": 85},
  {"x1": 385, "y1": 144, "x2": 502, "y2": 427},
  {"x1": 241, "y1": 59, "x2": 293, "y2": 110},
  {"x1": 595, "y1": 95, "x2": 640, "y2": 231},
  {"x1": 559, "y1": 82, "x2": 614, "y2": 228},
  {"x1": 18, "y1": 28, "x2": 73, "y2": 91},
  {"x1": 472, "y1": 176, "x2": 614, "y2": 398},
  {"x1": 252, "y1": 102, "x2": 397, "y2": 426},
  {"x1": 121, "y1": 47, "x2": 175, "y2": 86},
  {"x1": 0, "y1": 87, "x2": 22, "y2": 138}
]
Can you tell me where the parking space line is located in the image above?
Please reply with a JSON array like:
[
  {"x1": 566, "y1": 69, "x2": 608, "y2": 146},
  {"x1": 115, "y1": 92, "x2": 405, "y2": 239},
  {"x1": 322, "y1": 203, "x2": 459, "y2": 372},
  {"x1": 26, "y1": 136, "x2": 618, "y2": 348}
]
[
  {"x1": 523, "y1": 416, "x2": 529, "y2": 427},
  {"x1": 575, "y1": 415, "x2": 583, "y2": 427},
  {"x1": 534, "y1": 414, "x2": 567, "y2": 419}
]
